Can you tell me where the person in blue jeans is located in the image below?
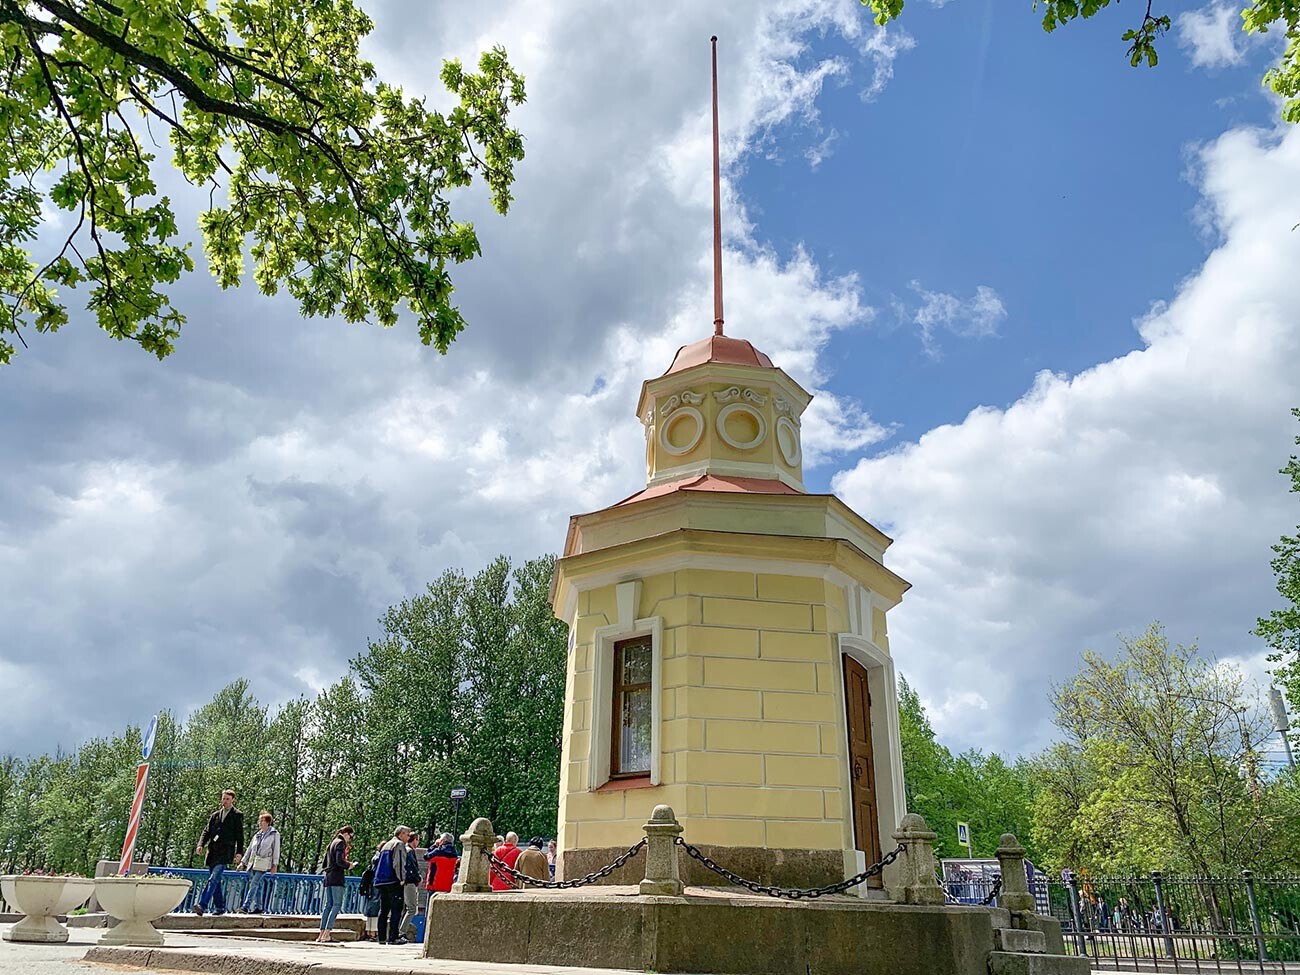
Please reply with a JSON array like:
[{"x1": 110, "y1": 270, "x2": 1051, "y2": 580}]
[
  {"x1": 239, "y1": 811, "x2": 281, "y2": 913},
  {"x1": 193, "y1": 789, "x2": 245, "y2": 917},
  {"x1": 316, "y1": 825, "x2": 354, "y2": 943}
]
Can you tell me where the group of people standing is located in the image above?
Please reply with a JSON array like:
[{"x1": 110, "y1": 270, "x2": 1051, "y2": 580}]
[
  {"x1": 1080, "y1": 893, "x2": 1175, "y2": 934},
  {"x1": 487, "y1": 832, "x2": 555, "y2": 889},
  {"x1": 354, "y1": 826, "x2": 460, "y2": 944},
  {"x1": 187, "y1": 790, "x2": 560, "y2": 947}
]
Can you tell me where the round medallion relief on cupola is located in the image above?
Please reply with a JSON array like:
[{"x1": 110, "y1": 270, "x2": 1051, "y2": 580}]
[
  {"x1": 776, "y1": 415, "x2": 801, "y2": 466},
  {"x1": 660, "y1": 407, "x2": 704, "y2": 455},
  {"x1": 716, "y1": 403, "x2": 767, "y2": 450}
]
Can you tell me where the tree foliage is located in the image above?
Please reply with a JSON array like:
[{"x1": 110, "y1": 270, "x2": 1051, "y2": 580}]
[
  {"x1": 8, "y1": 566, "x2": 1300, "y2": 882},
  {"x1": 0, "y1": 554, "x2": 564, "y2": 873},
  {"x1": 0, "y1": 0, "x2": 526, "y2": 364},
  {"x1": 861, "y1": 1, "x2": 1300, "y2": 121},
  {"x1": 1031, "y1": 623, "x2": 1300, "y2": 875},
  {"x1": 898, "y1": 676, "x2": 1038, "y2": 860},
  {"x1": 1258, "y1": 409, "x2": 1300, "y2": 748}
]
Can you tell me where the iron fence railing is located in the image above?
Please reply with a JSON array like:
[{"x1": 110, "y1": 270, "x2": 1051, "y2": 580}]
[
  {"x1": 1045, "y1": 872, "x2": 1300, "y2": 972},
  {"x1": 146, "y1": 867, "x2": 363, "y2": 916}
]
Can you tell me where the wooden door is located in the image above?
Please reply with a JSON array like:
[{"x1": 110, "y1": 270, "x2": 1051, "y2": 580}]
[{"x1": 843, "y1": 655, "x2": 883, "y2": 885}]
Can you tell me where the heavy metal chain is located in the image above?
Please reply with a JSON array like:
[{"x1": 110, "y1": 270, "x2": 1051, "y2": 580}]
[
  {"x1": 673, "y1": 837, "x2": 905, "y2": 900},
  {"x1": 484, "y1": 838, "x2": 646, "y2": 890},
  {"x1": 979, "y1": 877, "x2": 1003, "y2": 906},
  {"x1": 942, "y1": 874, "x2": 1002, "y2": 906}
]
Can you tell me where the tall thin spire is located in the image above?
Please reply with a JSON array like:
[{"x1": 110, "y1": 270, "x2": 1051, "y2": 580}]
[{"x1": 711, "y1": 35, "x2": 724, "y2": 337}]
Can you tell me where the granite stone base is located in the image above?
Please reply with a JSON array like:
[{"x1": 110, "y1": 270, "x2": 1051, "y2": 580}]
[{"x1": 425, "y1": 888, "x2": 997, "y2": 975}]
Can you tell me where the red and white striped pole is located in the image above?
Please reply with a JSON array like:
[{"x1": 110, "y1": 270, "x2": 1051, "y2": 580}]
[
  {"x1": 120, "y1": 714, "x2": 158, "y2": 874},
  {"x1": 119, "y1": 762, "x2": 150, "y2": 873}
]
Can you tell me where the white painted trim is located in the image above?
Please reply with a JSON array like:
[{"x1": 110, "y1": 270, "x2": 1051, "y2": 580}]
[
  {"x1": 659, "y1": 407, "x2": 704, "y2": 456},
  {"x1": 775, "y1": 415, "x2": 802, "y2": 467},
  {"x1": 715, "y1": 403, "x2": 768, "y2": 450},
  {"x1": 587, "y1": 591, "x2": 663, "y2": 789},
  {"x1": 835, "y1": 634, "x2": 906, "y2": 898}
]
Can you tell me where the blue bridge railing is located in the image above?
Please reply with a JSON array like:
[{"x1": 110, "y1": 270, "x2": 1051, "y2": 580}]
[{"x1": 146, "y1": 867, "x2": 364, "y2": 916}]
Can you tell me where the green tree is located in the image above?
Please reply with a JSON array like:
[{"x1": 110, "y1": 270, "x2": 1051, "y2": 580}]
[
  {"x1": 0, "y1": 0, "x2": 526, "y2": 363},
  {"x1": 862, "y1": 1, "x2": 1300, "y2": 121},
  {"x1": 1257, "y1": 409, "x2": 1300, "y2": 744},
  {"x1": 896, "y1": 675, "x2": 1038, "y2": 860},
  {"x1": 1032, "y1": 623, "x2": 1298, "y2": 874}
]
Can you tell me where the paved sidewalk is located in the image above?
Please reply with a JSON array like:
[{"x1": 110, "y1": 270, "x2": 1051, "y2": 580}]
[
  {"x1": 0, "y1": 925, "x2": 102, "y2": 974},
  {"x1": 4, "y1": 922, "x2": 1174, "y2": 975},
  {"x1": 2, "y1": 922, "x2": 645, "y2": 975}
]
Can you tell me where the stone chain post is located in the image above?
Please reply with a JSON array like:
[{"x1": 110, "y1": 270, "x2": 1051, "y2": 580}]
[
  {"x1": 890, "y1": 813, "x2": 945, "y2": 905},
  {"x1": 640, "y1": 804, "x2": 684, "y2": 896},
  {"x1": 451, "y1": 817, "x2": 495, "y2": 893},
  {"x1": 994, "y1": 833, "x2": 1036, "y2": 914}
]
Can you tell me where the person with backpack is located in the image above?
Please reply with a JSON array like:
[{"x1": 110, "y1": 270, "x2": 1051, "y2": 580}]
[
  {"x1": 424, "y1": 832, "x2": 459, "y2": 894},
  {"x1": 374, "y1": 826, "x2": 411, "y2": 945},
  {"x1": 358, "y1": 845, "x2": 381, "y2": 942}
]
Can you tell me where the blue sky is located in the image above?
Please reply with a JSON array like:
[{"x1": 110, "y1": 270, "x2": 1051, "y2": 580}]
[
  {"x1": 754, "y1": 0, "x2": 1275, "y2": 460},
  {"x1": 2, "y1": 0, "x2": 1297, "y2": 763}
]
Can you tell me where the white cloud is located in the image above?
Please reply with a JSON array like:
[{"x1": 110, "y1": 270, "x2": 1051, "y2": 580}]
[
  {"x1": 897, "y1": 281, "x2": 1007, "y2": 356},
  {"x1": 1177, "y1": 3, "x2": 1244, "y2": 69},
  {"x1": 0, "y1": 0, "x2": 904, "y2": 756},
  {"x1": 834, "y1": 125, "x2": 1300, "y2": 754},
  {"x1": 858, "y1": 28, "x2": 917, "y2": 102}
]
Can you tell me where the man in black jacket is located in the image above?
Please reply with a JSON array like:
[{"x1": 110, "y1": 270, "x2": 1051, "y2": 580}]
[{"x1": 193, "y1": 789, "x2": 245, "y2": 916}]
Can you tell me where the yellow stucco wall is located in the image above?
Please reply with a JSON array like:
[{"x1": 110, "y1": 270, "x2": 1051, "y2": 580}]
[{"x1": 558, "y1": 566, "x2": 865, "y2": 857}]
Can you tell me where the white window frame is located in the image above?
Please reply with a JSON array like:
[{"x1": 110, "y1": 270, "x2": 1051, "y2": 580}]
[{"x1": 588, "y1": 580, "x2": 663, "y2": 788}]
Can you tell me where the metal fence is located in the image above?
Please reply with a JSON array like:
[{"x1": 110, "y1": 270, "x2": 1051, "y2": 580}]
[
  {"x1": 146, "y1": 867, "x2": 364, "y2": 916},
  {"x1": 1043, "y1": 872, "x2": 1300, "y2": 972}
]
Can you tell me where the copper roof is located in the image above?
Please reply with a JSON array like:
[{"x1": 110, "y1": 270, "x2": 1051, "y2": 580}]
[
  {"x1": 662, "y1": 335, "x2": 774, "y2": 376},
  {"x1": 614, "y1": 473, "x2": 801, "y2": 507}
]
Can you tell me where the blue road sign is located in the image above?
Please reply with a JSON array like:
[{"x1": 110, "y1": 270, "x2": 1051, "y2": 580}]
[{"x1": 142, "y1": 714, "x2": 158, "y2": 760}]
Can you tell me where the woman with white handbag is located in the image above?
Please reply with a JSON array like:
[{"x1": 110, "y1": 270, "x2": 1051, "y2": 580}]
[{"x1": 240, "y1": 811, "x2": 281, "y2": 914}]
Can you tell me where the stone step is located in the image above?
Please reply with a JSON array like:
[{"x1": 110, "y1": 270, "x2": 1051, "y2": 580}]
[
  {"x1": 994, "y1": 927, "x2": 1047, "y2": 953},
  {"x1": 986, "y1": 906, "x2": 1013, "y2": 929},
  {"x1": 171, "y1": 926, "x2": 361, "y2": 942},
  {"x1": 988, "y1": 950, "x2": 1091, "y2": 975}
]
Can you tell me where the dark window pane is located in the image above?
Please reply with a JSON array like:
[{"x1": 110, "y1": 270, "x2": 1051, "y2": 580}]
[
  {"x1": 620, "y1": 687, "x2": 652, "y2": 773},
  {"x1": 622, "y1": 641, "x2": 651, "y2": 685}
]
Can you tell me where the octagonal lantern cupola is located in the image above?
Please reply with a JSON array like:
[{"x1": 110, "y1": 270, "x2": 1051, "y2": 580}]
[{"x1": 636, "y1": 334, "x2": 811, "y2": 491}]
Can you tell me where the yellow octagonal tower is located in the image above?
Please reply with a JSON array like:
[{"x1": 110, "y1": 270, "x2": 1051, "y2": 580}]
[
  {"x1": 550, "y1": 37, "x2": 910, "y2": 891},
  {"x1": 550, "y1": 332, "x2": 911, "y2": 890}
]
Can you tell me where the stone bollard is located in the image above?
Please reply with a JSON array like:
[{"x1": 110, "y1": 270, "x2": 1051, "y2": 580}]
[
  {"x1": 451, "y1": 817, "x2": 495, "y2": 893},
  {"x1": 639, "y1": 804, "x2": 684, "y2": 896},
  {"x1": 995, "y1": 833, "x2": 1036, "y2": 913},
  {"x1": 889, "y1": 813, "x2": 946, "y2": 905}
]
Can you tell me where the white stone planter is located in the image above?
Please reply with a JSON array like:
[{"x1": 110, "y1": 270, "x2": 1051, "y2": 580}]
[
  {"x1": 93, "y1": 876, "x2": 193, "y2": 947},
  {"x1": 0, "y1": 875, "x2": 95, "y2": 943}
]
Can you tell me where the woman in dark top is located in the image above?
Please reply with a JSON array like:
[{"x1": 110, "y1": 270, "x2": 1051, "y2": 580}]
[{"x1": 316, "y1": 826, "x2": 354, "y2": 943}]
